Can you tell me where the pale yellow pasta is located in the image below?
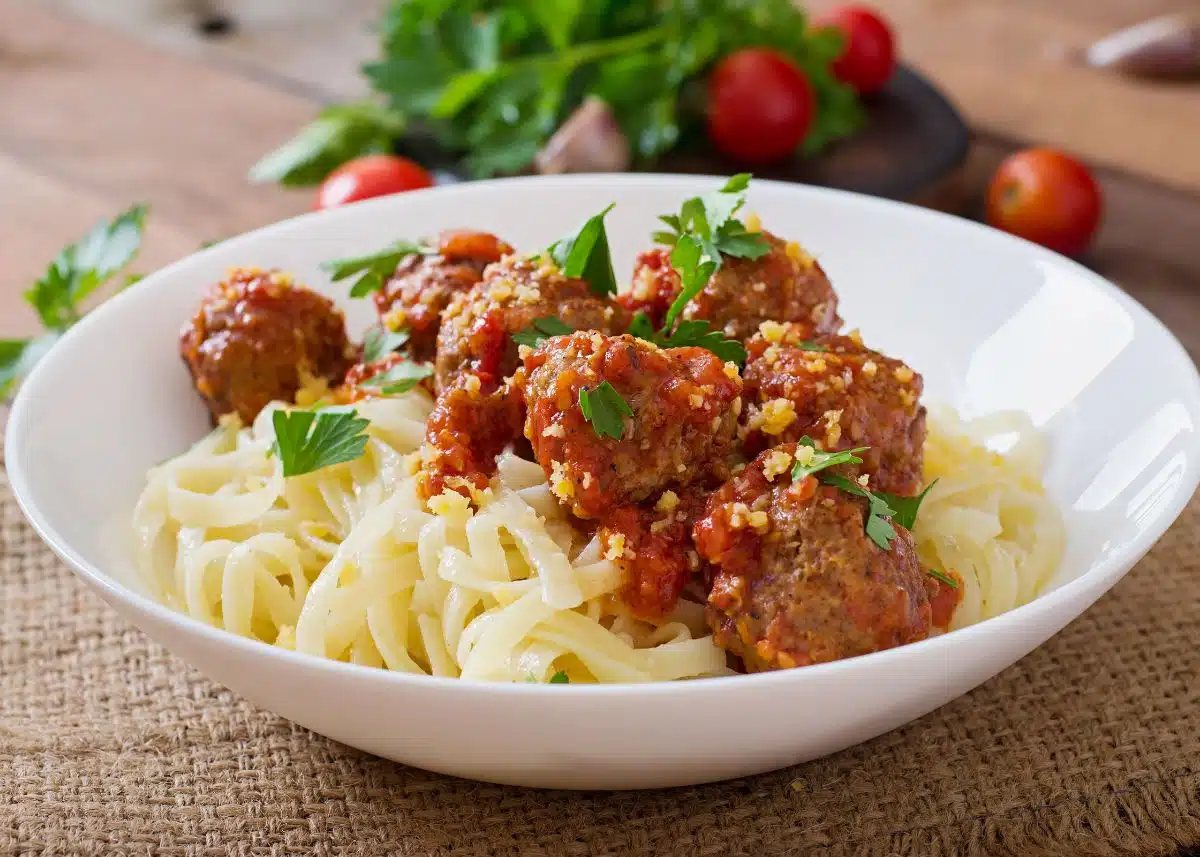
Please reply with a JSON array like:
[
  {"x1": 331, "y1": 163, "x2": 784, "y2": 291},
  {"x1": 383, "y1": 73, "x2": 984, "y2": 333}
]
[{"x1": 131, "y1": 389, "x2": 1064, "y2": 681}]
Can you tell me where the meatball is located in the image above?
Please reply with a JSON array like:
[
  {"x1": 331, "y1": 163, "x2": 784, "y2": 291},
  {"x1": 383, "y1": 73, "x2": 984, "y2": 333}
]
[
  {"x1": 435, "y1": 254, "x2": 621, "y2": 393},
  {"x1": 623, "y1": 231, "x2": 841, "y2": 341},
  {"x1": 519, "y1": 332, "x2": 743, "y2": 519},
  {"x1": 180, "y1": 267, "x2": 352, "y2": 424},
  {"x1": 693, "y1": 441, "x2": 933, "y2": 671},
  {"x1": 741, "y1": 322, "x2": 926, "y2": 496},
  {"x1": 375, "y1": 229, "x2": 512, "y2": 362},
  {"x1": 599, "y1": 487, "x2": 710, "y2": 620}
]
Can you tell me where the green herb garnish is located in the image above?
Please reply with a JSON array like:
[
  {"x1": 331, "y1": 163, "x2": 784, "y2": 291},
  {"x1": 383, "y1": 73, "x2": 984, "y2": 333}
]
[
  {"x1": 250, "y1": 5, "x2": 861, "y2": 184},
  {"x1": 822, "y1": 473, "x2": 899, "y2": 551},
  {"x1": 512, "y1": 317, "x2": 574, "y2": 349},
  {"x1": 876, "y1": 480, "x2": 938, "y2": 531},
  {"x1": 321, "y1": 239, "x2": 432, "y2": 298},
  {"x1": 270, "y1": 407, "x2": 371, "y2": 477},
  {"x1": 362, "y1": 325, "x2": 411, "y2": 364},
  {"x1": 926, "y1": 568, "x2": 959, "y2": 589},
  {"x1": 790, "y1": 437, "x2": 869, "y2": 482},
  {"x1": 579, "y1": 380, "x2": 633, "y2": 440},
  {"x1": 359, "y1": 360, "x2": 434, "y2": 395},
  {"x1": 3, "y1": 204, "x2": 149, "y2": 399},
  {"x1": 796, "y1": 340, "x2": 829, "y2": 352},
  {"x1": 548, "y1": 203, "x2": 617, "y2": 297},
  {"x1": 630, "y1": 176, "x2": 768, "y2": 364},
  {"x1": 548, "y1": 670, "x2": 570, "y2": 684}
]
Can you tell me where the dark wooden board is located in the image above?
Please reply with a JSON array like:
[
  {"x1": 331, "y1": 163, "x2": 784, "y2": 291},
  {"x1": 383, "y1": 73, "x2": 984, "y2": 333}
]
[{"x1": 419, "y1": 65, "x2": 972, "y2": 212}]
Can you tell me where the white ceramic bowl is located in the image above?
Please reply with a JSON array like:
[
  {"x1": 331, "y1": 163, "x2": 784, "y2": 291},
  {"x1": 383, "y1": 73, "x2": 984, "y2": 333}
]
[{"x1": 8, "y1": 175, "x2": 1200, "y2": 790}]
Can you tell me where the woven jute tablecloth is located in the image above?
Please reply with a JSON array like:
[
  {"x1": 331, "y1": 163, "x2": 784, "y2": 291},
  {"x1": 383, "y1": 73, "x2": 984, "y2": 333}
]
[{"x1": 1, "y1": 468, "x2": 1198, "y2": 857}]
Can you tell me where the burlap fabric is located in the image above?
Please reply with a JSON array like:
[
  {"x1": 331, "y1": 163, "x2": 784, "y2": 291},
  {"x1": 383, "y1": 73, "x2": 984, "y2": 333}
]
[{"x1": 1, "y1": 468, "x2": 1197, "y2": 857}]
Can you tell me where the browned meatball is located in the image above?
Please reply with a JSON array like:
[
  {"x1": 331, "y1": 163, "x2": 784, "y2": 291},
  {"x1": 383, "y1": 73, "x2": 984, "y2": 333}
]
[
  {"x1": 375, "y1": 230, "x2": 513, "y2": 362},
  {"x1": 624, "y1": 231, "x2": 841, "y2": 341},
  {"x1": 741, "y1": 322, "x2": 926, "y2": 496},
  {"x1": 419, "y1": 377, "x2": 525, "y2": 500},
  {"x1": 180, "y1": 267, "x2": 352, "y2": 424},
  {"x1": 518, "y1": 332, "x2": 743, "y2": 519},
  {"x1": 693, "y1": 441, "x2": 933, "y2": 671},
  {"x1": 434, "y1": 255, "x2": 621, "y2": 393}
]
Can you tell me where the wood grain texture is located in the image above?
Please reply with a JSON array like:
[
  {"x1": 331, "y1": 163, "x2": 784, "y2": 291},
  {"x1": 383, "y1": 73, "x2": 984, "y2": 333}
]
[{"x1": 806, "y1": 0, "x2": 1200, "y2": 194}]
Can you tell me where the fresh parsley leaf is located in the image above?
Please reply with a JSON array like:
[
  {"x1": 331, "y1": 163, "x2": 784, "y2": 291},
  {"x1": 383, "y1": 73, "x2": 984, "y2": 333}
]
[
  {"x1": 25, "y1": 204, "x2": 149, "y2": 330},
  {"x1": 362, "y1": 325, "x2": 411, "y2": 364},
  {"x1": 662, "y1": 234, "x2": 718, "y2": 334},
  {"x1": 269, "y1": 408, "x2": 371, "y2": 477},
  {"x1": 360, "y1": 359, "x2": 433, "y2": 395},
  {"x1": 548, "y1": 203, "x2": 617, "y2": 297},
  {"x1": 797, "y1": 340, "x2": 829, "y2": 352},
  {"x1": 512, "y1": 317, "x2": 574, "y2": 349},
  {"x1": 927, "y1": 568, "x2": 959, "y2": 589},
  {"x1": 248, "y1": 101, "x2": 405, "y2": 187},
  {"x1": 876, "y1": 480, "x2": 938, "y2": 531},
  {"x1": 790, "y1": 438, "x2": 869, "y2": 482},
  {"x1": 579, "y1": 380, "x2": 632, "y2": 440},
  {"x1": 820, "y1": 473, "x2": 899, "y2": 552},
  {"x1": 548, "y1": 670, "x2": 570, "y2": 684},
  {"x1": 655, "y1": 320, "x2": 747, "y2": 365},
  {"x1": 122, "y1": 273, "x2": 144, "y2": 289},
  {"x1": 720, "y1": 173, "x2": 752, "y2": 194},
  {"x1": 627, "y1": 312, "x2": 656, "y2": 342},
  {"x1": 321, "y1": 240, "x2": 432, "y2": 298}
]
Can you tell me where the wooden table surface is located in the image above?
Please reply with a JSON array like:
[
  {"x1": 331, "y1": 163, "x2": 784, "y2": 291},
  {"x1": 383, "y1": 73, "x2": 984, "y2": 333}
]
[{"x1": 2, "y1": 0, "x2": 1199, "y2": 357}]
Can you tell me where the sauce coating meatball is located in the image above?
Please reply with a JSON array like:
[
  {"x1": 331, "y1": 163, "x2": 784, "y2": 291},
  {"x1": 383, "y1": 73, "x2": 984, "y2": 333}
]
[
  {"x1": 600, "y1": 488, "x2": 710, "y2": 620},
  {"x1": 180, "y1": 267, "x2": 352, "y2": 424},
  {"x1": 694, "y1": 442, "x2": 933, "y2": 671},
  {"x1": 741, "y1": 322, "x2": 926, "y2": 496},
  {"x1": 375, "y1": 230, "x2": 512, "y2": 362},
  {"x1": 519, "y1": 332, "x2": 742, "y2": 519},
  {"x1": 434, "y1": 255, "x2": 621, "y2": 393},
  {"x1": 419, "y1": 377, "x2": 525, "y2": 500},
  {"x1": 623, "y1": 231, "x2": 841, "y2": 341}
]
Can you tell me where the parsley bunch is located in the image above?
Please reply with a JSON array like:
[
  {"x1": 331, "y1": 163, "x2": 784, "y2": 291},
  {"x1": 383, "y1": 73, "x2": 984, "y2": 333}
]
[
  {"x1": 249, "y1": 1, "x2": 862, "y2": 186},
  {"x1": 2, "y1": 204, "x2": 149, "y2": 399}
]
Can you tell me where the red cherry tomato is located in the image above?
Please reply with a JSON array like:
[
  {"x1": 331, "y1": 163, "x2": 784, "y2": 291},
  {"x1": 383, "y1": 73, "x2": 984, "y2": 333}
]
[
  {"x1": 816, "y1": 5, "x2": 897, "y2": 96},
  {"x1": 985, "y1": 148, "x2": 1103, "y2": 257},
  {"x1": 316, "y1": 155, "x2": 433, "y2": 209},
  {"x1": 707, "y1": 48, "x2": 815, "y2": 165}
]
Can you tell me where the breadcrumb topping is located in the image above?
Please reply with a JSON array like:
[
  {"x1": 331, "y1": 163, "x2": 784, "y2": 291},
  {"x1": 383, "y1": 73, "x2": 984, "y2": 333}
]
[
  {"x1": 762, "y1": 449, "x2": 794, "y2": 481},
  {"x1": 759, "y1": 320, "x2": 787, "y2": 343},
  {"x1": 761, "y1": 398, "x2": 798, "y2": 435},
  {"x1": 656, "y1": 490, "x2": 680, "y2": 513}
]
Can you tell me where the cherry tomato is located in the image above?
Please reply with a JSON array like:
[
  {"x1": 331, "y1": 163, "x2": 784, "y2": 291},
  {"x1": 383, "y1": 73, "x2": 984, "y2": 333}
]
[
  {"x1": 707, "y1": 48, "x2": 815, "y2": 165},
  {"x1": 316, "y1": 155, "x2": 433, "y2": 209},
  {"x1": 816, "y1": 5, "x2": 897, "y2": 96},
  {"x1": 985, "y1": 148, "x2": 1103, "y2": 256}
]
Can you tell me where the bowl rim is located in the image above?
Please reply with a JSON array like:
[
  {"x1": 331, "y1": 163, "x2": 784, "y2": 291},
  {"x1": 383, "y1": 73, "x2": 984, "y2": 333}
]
[{"x1": 7, "y1": 172, "x2": 1200, "y2": 697}]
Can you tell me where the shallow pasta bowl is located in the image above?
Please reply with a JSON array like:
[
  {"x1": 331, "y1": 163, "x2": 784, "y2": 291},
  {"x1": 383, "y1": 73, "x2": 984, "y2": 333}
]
[{"x1": 7, "y1": 175, "x2": 1200, "y2": 790}]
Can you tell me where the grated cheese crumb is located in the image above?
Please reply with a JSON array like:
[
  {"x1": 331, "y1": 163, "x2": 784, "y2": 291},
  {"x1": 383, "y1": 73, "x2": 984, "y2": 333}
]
[
  {"x1": 900, "y1": 389, "x2": 917, "y2": 408},
  {"x1": 894, "y1": 365, "x2": 915, "y2": 383},
  {"x1": 747, "y1": 510, "x2": 770, "y2": 534},
  {"x1": 733, "y1": 396, "x2": 743, "y2": 417},
  {"x1": 857, "y1": 474, "x2": 870, "y2": 487},
  {"x1": 689, "y1": 393, "x2": 706, "y2": 409},
  {"x1": 550, "y1": 460, "x2": 574, "y2": 500},
  {"x1": 761, "y1": 398, "x2": 798, "y2": 435},
  {"x1": 464, "y1": 374, "x2": 482, "y2": 395},
  {"x1": 656, "y1": 490, "x2": 680, "y2": 513},
  {"x1": 743, "y1": 211, "x2": 762, "y2": 233},
  {"x1": 785, "y1": 241, "x2": 814, "y2": 269},
  {"x1": 383, "y1": 306, "x2": 408, "y2": 331},
  {"x1": 542, "y1": 423, "x2": 565, "y2": 438},
  {"x1": 723, "y1": 361, "x2": 740, "y2": 380},
  {"x1": 729, "y1": 502, "x2": 752, "y2": 529},
  {"x1": 862, "y1": 360, "x2": 878, "y2": 378},
  {"x1": 604, "y1": 533, "x2": 626, "y2": 562},
  {"x1": 794, "y1": 444, "x2": 816, "y2": 467},
  {"x1": 847, "y1": 328, "x2": 864, "y2": 346},
  {"x1": 762, "y1": 449, "x2": 794, "y2": 482},
  {"x1": 759, "y1": 320, "x2": 787, "y2": 343},
  {"x1": 429, "y1": 489, "x2": 472, "y2": 517},
  {"x1": 823, "y1": 409, "x2": 843, "y2": 446},
  {"x1": 490, "y1": 281, "x2": 514, "y2": 301},
  {"x1": 518, "y1": 344, "x2": 533, "y2": 360},
  {"x1": 804, "y1": 357, "x2": 828, "y2": 374},
  {"x1": 513, "y1": 283, "x2": 541, "y2": 304}
]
